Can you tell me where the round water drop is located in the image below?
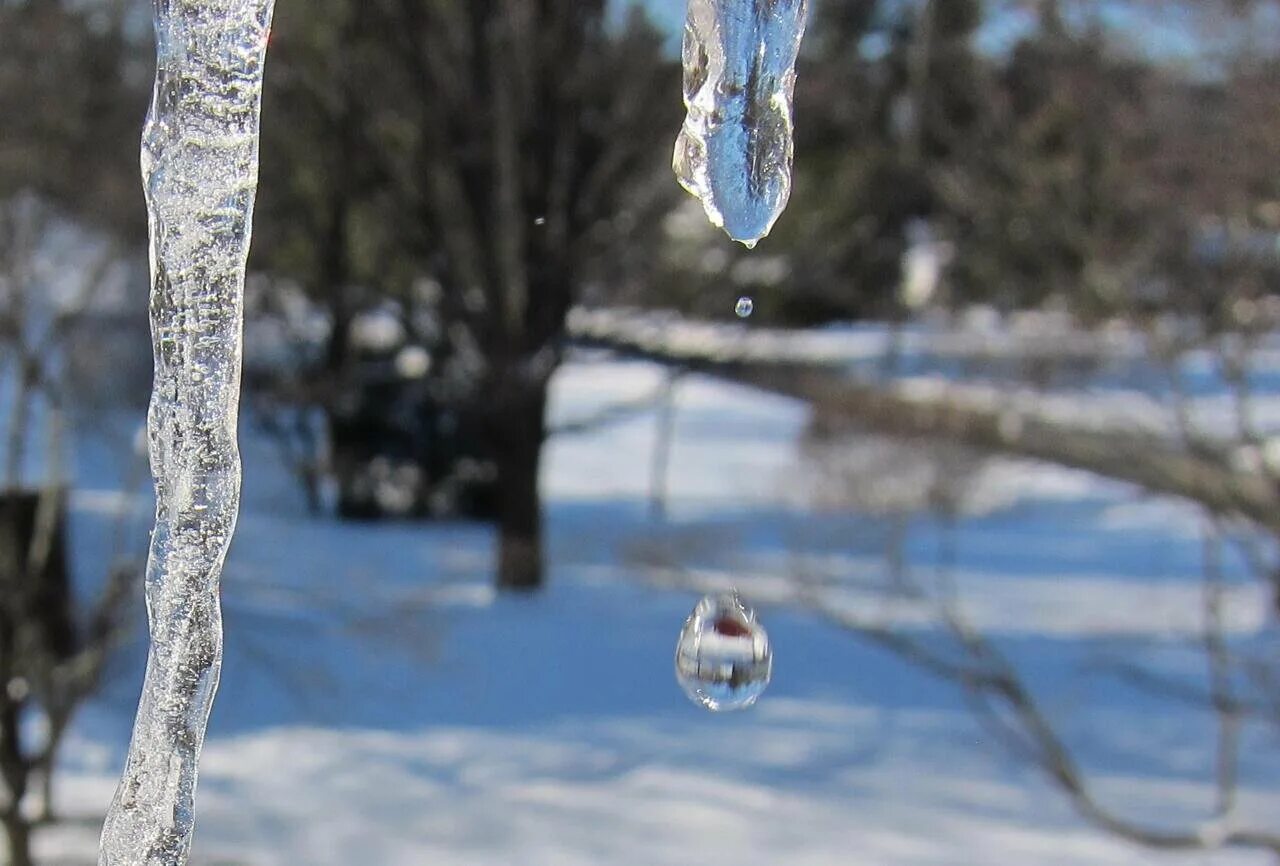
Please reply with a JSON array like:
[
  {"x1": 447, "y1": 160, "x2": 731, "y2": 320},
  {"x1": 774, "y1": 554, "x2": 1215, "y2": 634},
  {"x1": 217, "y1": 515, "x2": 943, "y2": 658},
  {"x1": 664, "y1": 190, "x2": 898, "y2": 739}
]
[
  {"x1": 675, "y1": 591, "x2": 772, "y2": 712},
  {"x1": 735, "y1": 296, "x2": 754, "y2": 318}
]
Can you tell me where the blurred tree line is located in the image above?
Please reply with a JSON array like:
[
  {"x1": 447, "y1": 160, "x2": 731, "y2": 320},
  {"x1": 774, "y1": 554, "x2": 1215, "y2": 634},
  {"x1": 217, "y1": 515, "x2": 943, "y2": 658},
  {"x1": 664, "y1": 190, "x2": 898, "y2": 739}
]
[
  {"x1": 0, "y1": 5, "x2": 148, "y2": 865},
  {"x1": 4, "y1": 0, "x2": 1280, "y2": 596},
  {"x1": 0, "y1": 0, "x2": 148, "y2": 238}
]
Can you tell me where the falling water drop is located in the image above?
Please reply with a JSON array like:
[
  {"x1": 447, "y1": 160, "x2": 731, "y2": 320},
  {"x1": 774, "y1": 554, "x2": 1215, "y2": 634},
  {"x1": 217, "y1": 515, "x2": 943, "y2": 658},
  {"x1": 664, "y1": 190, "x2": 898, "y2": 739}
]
[
  {"x1": 735, "y1": 296, "x2": 754, "y2": 318},
  {"x1": 675, "y1": 591, "x2": 772, "y2": 711}
]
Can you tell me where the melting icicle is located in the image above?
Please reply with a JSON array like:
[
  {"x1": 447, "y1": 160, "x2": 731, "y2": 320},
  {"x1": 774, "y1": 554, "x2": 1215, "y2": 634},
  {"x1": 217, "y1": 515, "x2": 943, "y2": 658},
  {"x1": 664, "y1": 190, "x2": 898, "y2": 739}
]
[
  {"x1": 98, "y1": 2, "x2": 274, "y2": 864},
  {"x1": 674, "y1": 0, "x2": 810, "y2": 247},
  {"x1": 675, "y1": 591, "x2": 773, "y2": 711}
]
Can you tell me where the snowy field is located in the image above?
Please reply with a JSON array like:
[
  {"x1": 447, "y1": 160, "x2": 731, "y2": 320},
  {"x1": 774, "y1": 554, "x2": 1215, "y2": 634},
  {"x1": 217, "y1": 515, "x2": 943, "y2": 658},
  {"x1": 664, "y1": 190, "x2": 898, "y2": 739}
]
[{"x1": 35, "y1": 352, "x2": 1280, "y2": 866}]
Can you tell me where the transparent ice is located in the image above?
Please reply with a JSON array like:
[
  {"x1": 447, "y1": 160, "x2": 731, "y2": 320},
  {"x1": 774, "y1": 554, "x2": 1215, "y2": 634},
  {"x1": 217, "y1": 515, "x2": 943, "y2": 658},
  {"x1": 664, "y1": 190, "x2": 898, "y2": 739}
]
[
  {"x1": 674, "y1": 0, "x2": 810, "y2": 247},
  {"x1": 675, "y1": 592, "x2": 773, "y2": 711},
  {"x1": 98, "y1": 1, "x2": 274, "y2": 864},
  {"x1": 735, "y1": 296, "x2": 754, "y2": 318}
]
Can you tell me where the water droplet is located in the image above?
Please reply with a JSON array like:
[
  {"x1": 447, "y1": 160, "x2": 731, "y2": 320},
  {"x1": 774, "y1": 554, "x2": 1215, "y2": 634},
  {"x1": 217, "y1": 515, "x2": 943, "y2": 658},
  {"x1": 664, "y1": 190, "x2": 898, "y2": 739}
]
[
  {"x1": 533, "y1": 216, "x2": 547, "y2": 226},
  {"x1": 735, "y1": 296, "x2": 754, "y2": 318},
  {"x1": 675, "y1": 591, "x2": 772, "y2": 712}
]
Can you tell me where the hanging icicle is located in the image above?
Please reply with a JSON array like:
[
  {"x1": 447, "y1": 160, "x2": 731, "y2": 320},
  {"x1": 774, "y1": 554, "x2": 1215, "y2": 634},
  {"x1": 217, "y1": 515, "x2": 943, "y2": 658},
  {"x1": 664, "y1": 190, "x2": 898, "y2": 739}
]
[
  {"x1": 98, "y1": 1, "x2": 274, "y2": 864},
  {"x1": 674, "y1": 0, "x2": 810, "y2": 248}
]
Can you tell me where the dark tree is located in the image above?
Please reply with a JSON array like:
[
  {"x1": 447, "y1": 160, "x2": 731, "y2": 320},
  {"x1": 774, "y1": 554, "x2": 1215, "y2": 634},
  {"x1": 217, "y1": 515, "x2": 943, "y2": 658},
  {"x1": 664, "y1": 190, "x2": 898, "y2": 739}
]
[
  {"x1": 256, "y1": 0, "x2": 680, "y2": 589},
  {"x1": 0, "y1": 0, "x2": 147, "y2": 238}
]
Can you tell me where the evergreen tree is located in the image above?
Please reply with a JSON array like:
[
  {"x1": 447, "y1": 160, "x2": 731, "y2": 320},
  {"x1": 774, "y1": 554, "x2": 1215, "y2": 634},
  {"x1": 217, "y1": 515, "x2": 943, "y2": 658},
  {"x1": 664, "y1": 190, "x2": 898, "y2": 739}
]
[
  {"x1": 945, "y1": 1, "x2": 1157, "y2": 315},
  {"x1": 0, "y1": 0, "x2": 147, "y2": 237}
]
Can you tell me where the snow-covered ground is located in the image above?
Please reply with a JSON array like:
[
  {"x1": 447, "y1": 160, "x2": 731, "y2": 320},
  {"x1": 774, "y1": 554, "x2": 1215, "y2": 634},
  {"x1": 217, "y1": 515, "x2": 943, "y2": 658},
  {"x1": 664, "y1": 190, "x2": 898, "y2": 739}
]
[
  {"x1": 570, "y1": 307, "x2": 1280, "y2": 445},
  {"x1": 37, "y1": 352, "x2": 1280, "y2": 866}
]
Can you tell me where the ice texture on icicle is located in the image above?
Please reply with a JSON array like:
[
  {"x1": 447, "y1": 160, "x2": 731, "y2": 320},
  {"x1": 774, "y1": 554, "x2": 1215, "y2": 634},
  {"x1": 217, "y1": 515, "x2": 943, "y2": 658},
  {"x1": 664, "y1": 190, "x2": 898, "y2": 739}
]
[
  {"x1": 98, "y1": 2, "x2": 273, "y2": 864},
  {"x1": 674, "y1": 0, "x2": 809, "y2": 247}
]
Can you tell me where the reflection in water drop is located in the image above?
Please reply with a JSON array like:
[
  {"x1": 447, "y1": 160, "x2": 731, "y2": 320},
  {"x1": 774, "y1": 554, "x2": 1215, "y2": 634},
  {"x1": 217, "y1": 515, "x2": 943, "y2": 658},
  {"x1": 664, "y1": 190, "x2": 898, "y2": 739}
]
[
  {"x1": 735, "y1": 296, "x2": 754, "y2": 318},
  {"x1": 675, "y1": 592, "x2": 772, "y2": 711}
]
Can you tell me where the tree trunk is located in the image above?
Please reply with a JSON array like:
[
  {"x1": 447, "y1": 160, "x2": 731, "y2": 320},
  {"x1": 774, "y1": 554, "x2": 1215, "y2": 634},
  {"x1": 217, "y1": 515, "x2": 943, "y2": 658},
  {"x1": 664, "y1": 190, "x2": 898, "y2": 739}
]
[
  {"x1": 648, "y1": 376, "x2": 679, "y2": 522},
  {"x1": 493, "y1": 382, "x2": 548, "y2": 592},
  {"x1": 1, "y1": 812, "x2": 32, "y2": 866},
  {"x1": 0, "y1": 697, "x2": 31, "y2": 866},
  {"x1": 0, "y1": 490, "x2": 70, "y2": 866},
  {"x1": 320, "y1": 195, "x2": 351, "y2": 377}
]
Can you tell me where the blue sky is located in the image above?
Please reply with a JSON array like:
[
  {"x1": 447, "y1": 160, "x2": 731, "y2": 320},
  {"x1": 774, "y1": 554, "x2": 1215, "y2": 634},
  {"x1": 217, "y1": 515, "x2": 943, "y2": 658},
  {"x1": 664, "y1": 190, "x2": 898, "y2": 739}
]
[
  {"x1": 616, "y1": 0, "x2": 1280, "y2": 68},
  {"x1": 613, "y1": 0, "x2": 1052, "y2": 56}
]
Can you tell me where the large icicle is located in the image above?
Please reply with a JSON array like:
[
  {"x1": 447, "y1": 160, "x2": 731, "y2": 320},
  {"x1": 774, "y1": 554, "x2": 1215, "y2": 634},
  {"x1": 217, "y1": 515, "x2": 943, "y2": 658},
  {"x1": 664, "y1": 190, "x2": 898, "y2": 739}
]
[
  {"x1": 674, "y1": 0, "x2": 809, "y2": 247},
  {"x1": 99, "y1": 1, "x2": 274, "y2": 864}
]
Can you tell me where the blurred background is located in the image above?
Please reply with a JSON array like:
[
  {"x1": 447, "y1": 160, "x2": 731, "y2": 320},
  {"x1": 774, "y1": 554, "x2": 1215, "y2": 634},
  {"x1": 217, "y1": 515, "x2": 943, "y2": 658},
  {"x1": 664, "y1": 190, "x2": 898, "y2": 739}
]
[{"x1": 2, "y1": 0, "x2": 1280, "y2": 863}]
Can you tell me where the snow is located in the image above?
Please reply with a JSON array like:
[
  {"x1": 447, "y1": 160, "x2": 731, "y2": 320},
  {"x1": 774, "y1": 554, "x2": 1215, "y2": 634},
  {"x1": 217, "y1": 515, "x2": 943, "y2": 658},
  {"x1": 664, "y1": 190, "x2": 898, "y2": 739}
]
[
  {"x1": 570, "y1": 310, "x2": 1280, "y2": 472},
  {"x1": 46, "y1": 715, "x2": 1280, "y2": 866},
  {"x1": 547, "y1": 361, "x2": 804, "y2": 508},
  {"x1": 39, "y1": 349, "x2": 1280, "y2": 865}
]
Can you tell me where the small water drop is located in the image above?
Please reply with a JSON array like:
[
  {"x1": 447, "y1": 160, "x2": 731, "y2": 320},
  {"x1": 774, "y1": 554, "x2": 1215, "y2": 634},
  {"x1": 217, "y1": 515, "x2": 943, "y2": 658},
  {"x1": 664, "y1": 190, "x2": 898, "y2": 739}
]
[
  {"x1": 533, "y1": 216, "x2": 547, "y2": 226},
  {"x1": 735, "y1": 296, "x2": 754, "y2": 319},
  {"x1": 675, "y1": 591, "x2": 772, "y2": 712}
]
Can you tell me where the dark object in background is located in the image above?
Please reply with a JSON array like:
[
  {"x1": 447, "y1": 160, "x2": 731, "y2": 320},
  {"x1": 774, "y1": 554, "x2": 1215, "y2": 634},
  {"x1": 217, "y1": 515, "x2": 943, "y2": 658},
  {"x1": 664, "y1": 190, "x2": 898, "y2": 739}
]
[
  {"x1": 0, "y1": 489, "x2": 75, "y2": 665},
  {"x1": 328, "y1": 351, "x2": 498, "y2": 522},
  {"x1": 0, "y1": 489, "x2": 73, "y2": 866},
  {"x1": 0, "y1": 486, "x2": 135, "y2": 866}
]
